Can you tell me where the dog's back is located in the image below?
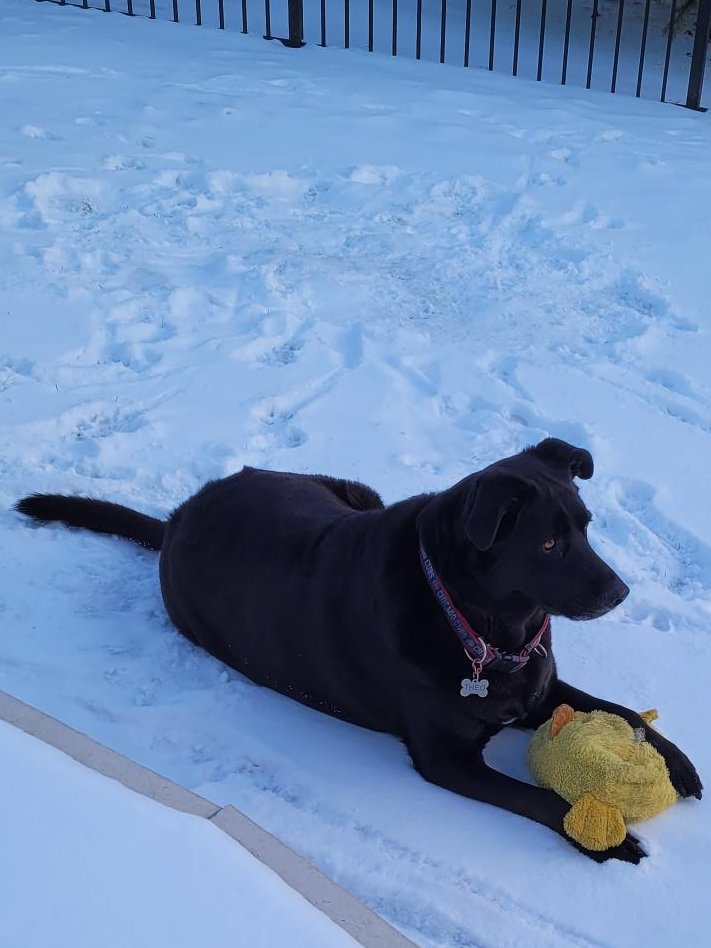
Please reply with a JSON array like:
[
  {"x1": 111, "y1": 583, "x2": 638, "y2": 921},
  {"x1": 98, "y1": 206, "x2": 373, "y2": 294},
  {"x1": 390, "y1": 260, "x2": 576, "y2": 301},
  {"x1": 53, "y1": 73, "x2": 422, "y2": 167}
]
[{"x1": 158, "y1": 468, "x2": 405, "y2": 728}]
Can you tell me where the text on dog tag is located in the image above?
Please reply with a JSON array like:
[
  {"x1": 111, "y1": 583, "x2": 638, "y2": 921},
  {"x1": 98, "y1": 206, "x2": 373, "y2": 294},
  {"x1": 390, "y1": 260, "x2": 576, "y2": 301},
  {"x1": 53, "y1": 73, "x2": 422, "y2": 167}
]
[{"x1": 460, "y1": 677, "x2": 489, "y2": 698}]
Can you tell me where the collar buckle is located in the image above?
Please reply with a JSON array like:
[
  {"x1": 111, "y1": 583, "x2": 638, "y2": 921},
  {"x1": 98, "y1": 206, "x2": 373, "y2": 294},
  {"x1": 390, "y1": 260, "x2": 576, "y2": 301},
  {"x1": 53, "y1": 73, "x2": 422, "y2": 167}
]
[{"x1": 484, "y1": 652, "x2": 523, "y2": 673}]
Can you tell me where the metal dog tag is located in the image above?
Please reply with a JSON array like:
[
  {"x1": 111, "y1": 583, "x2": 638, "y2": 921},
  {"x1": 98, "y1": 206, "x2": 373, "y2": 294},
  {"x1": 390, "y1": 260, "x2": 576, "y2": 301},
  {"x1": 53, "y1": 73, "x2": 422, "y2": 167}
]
[{"x1": 460, "y1": 677, "x2": 489, "y2": 698}]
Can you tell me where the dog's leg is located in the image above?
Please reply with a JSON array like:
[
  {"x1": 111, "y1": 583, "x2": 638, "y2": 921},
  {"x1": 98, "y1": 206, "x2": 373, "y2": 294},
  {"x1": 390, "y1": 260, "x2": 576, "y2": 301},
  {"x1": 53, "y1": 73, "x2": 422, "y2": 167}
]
[
  {"x1": 406, "y1": 730, "x2": 646, "y2": 863},
  {"x1": 538, "y1": 680, "x2": 702, "y2": 800}
]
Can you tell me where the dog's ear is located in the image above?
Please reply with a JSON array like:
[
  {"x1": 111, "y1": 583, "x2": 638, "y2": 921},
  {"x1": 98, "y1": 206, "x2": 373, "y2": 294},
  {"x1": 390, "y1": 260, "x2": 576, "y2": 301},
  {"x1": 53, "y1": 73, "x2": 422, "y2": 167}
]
[
  {"x1": 464, "y1": 472, "x2": 533, "y2": 552},
  {"x1": 532, "y1": 438, "x2": 594, "y2": 481}
]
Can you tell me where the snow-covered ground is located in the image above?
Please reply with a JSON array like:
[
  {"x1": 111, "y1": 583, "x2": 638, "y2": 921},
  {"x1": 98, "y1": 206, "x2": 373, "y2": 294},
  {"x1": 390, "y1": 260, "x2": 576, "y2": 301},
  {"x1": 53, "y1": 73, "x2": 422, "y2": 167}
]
[
  {"x1": 0, "y1": 721, "x2": 357, "y2": 948},
  {"x1": 1, "y1": 1, "x2": 710, "y2": 945}
]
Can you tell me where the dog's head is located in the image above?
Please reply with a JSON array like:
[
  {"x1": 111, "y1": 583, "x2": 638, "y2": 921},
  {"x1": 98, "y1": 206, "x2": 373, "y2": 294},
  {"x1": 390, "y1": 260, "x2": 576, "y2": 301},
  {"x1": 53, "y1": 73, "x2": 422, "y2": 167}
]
[{"x1": 424, "y1": 438, "x2": 628, "y2": 621}]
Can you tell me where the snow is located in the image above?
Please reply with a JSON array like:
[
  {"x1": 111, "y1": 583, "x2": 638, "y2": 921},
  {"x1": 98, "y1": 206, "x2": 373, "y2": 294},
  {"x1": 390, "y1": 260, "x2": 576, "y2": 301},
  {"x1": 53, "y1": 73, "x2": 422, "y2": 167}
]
[
  {"x1": 0, "y1": 721, "x2": 357, "y2": 948},
  {"x1": 1, "y1": 1, "x2": 710, "y2": 946}
]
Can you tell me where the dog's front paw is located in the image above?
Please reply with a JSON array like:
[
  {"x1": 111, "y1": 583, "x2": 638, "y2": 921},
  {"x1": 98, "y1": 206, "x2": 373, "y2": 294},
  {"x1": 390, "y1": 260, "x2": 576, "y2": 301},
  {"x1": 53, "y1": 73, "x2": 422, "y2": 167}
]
[
  {"x1": 572, "y1": 832, "x2": 647, "y2": 865},
  {"x1": 651, "y1": 735, "x2": 703, "y2": 800},
  {"x1": 667, "y1": 748, "x2": 703, "y2": 800}
]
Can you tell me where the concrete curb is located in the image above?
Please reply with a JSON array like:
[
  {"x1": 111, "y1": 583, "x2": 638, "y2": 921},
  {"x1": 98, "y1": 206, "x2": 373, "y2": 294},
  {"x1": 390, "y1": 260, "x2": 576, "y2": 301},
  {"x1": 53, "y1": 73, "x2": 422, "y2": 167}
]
[{"x1": 0, "y1": 690, "x2": 416, "y2": 948}]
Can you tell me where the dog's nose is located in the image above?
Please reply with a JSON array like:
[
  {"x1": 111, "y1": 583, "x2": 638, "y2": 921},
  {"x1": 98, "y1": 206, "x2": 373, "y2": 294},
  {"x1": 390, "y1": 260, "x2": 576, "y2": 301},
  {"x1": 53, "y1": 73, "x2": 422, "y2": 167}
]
[{"x1": 607, "y1": 578, "x2": 629, "y2": 609}]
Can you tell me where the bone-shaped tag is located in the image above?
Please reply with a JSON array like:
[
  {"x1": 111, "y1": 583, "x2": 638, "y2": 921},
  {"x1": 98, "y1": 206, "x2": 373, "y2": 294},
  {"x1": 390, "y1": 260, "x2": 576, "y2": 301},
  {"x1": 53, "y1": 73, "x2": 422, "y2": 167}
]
[{"x1": 460, "y1": 677, "x2": 489, "y2": 698}]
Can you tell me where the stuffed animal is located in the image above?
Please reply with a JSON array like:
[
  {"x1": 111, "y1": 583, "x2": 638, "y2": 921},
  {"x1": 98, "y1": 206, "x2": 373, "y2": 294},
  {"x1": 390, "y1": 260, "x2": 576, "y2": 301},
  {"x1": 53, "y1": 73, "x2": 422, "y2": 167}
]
[{"x1": 528, "y1": 704, "x2": 678, "y2": 851}]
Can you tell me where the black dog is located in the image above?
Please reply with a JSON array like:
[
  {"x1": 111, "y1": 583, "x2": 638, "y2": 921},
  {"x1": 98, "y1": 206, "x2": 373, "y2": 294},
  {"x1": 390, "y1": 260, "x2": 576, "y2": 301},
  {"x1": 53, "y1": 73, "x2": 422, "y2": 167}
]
[{"x1": 16, "y1": 438, "x2": 701, "y2": 862}]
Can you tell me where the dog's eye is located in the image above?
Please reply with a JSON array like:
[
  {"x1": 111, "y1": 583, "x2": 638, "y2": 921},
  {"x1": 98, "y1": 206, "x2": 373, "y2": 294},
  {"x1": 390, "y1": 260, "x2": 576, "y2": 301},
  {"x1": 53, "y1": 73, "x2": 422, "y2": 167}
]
[{"x1": 541, "y1": 538, "x2": 557, "y2": 553}]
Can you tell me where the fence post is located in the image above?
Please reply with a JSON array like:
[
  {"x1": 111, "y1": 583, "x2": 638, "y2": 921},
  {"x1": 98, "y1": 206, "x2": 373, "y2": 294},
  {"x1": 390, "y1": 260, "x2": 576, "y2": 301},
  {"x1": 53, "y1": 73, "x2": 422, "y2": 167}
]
[
  {"x1": 686, "y1": 0, "x2": 711, "y2": 109},
  {"x1": 267, "y1": 0, "x2": 304, "y2": 47},
  {"x1": 279, "y1": 0, "x2": 304, "y2": 49},
  {"x1": 284, "y1": 0, "x2": 304, "y2": 46}
]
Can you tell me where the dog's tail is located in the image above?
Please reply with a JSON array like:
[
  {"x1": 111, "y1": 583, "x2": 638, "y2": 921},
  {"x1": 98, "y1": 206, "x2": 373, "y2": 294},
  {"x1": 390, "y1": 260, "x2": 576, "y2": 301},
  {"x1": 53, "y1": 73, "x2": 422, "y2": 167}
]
[{"x1": 15, "y1": 494, "x2": 166, "y2": 551}]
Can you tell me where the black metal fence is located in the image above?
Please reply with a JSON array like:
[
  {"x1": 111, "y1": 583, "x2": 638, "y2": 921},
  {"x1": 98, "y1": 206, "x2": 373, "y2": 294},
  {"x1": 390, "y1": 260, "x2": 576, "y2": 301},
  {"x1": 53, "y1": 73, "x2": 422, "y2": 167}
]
[{"x1": 42, "y1": 0, "x2": 711, "y2": 108}]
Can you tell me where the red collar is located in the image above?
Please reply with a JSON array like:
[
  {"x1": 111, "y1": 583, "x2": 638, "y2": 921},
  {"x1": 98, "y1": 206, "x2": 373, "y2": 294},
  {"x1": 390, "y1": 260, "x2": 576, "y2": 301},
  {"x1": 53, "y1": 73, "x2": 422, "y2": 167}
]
[{"x1": 419, "y1": 543, "x2": 549, "y2": 678}]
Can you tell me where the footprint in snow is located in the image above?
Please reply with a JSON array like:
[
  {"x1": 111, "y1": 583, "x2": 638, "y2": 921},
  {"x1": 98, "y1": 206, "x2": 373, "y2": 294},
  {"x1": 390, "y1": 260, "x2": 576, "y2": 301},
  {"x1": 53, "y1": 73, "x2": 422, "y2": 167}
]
[
  {"x1": 644, "y1": 368, "x2": 702, "y2": 402},
  {"x1": 260, "y1": 341, "x2": 303, "y2": 367},
  {"x1": 615, "y1": 479, "x2": 711, "y2": 596}
]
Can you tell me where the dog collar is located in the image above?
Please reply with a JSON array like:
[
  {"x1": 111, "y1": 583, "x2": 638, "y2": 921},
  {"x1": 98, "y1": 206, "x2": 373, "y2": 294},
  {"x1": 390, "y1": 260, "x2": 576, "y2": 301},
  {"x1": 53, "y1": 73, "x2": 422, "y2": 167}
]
[{"x1": 418, "y1": 543, "x2": 549, "y2": 681}]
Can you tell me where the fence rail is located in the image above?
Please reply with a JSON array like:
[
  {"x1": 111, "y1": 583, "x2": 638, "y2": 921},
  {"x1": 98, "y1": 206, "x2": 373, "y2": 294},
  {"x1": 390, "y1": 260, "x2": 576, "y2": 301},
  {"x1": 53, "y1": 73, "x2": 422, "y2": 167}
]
[{"x1": 39, "y1": 0, "x2": 711, "y2": 108}]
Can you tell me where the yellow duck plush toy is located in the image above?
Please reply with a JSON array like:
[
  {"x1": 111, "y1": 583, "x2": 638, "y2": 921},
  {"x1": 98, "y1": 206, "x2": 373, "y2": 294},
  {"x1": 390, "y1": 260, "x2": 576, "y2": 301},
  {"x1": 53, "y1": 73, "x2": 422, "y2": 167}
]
[{"x1": 528, "y1": 704, "x2": 678, "y2": 851}]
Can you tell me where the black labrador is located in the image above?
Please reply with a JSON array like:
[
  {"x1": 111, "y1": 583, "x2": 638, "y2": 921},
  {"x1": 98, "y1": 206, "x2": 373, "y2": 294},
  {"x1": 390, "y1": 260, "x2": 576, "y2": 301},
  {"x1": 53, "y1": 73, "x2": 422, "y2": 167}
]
[{"x1": 16, "y1": 437, "x2": 701, "y2": 862}]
